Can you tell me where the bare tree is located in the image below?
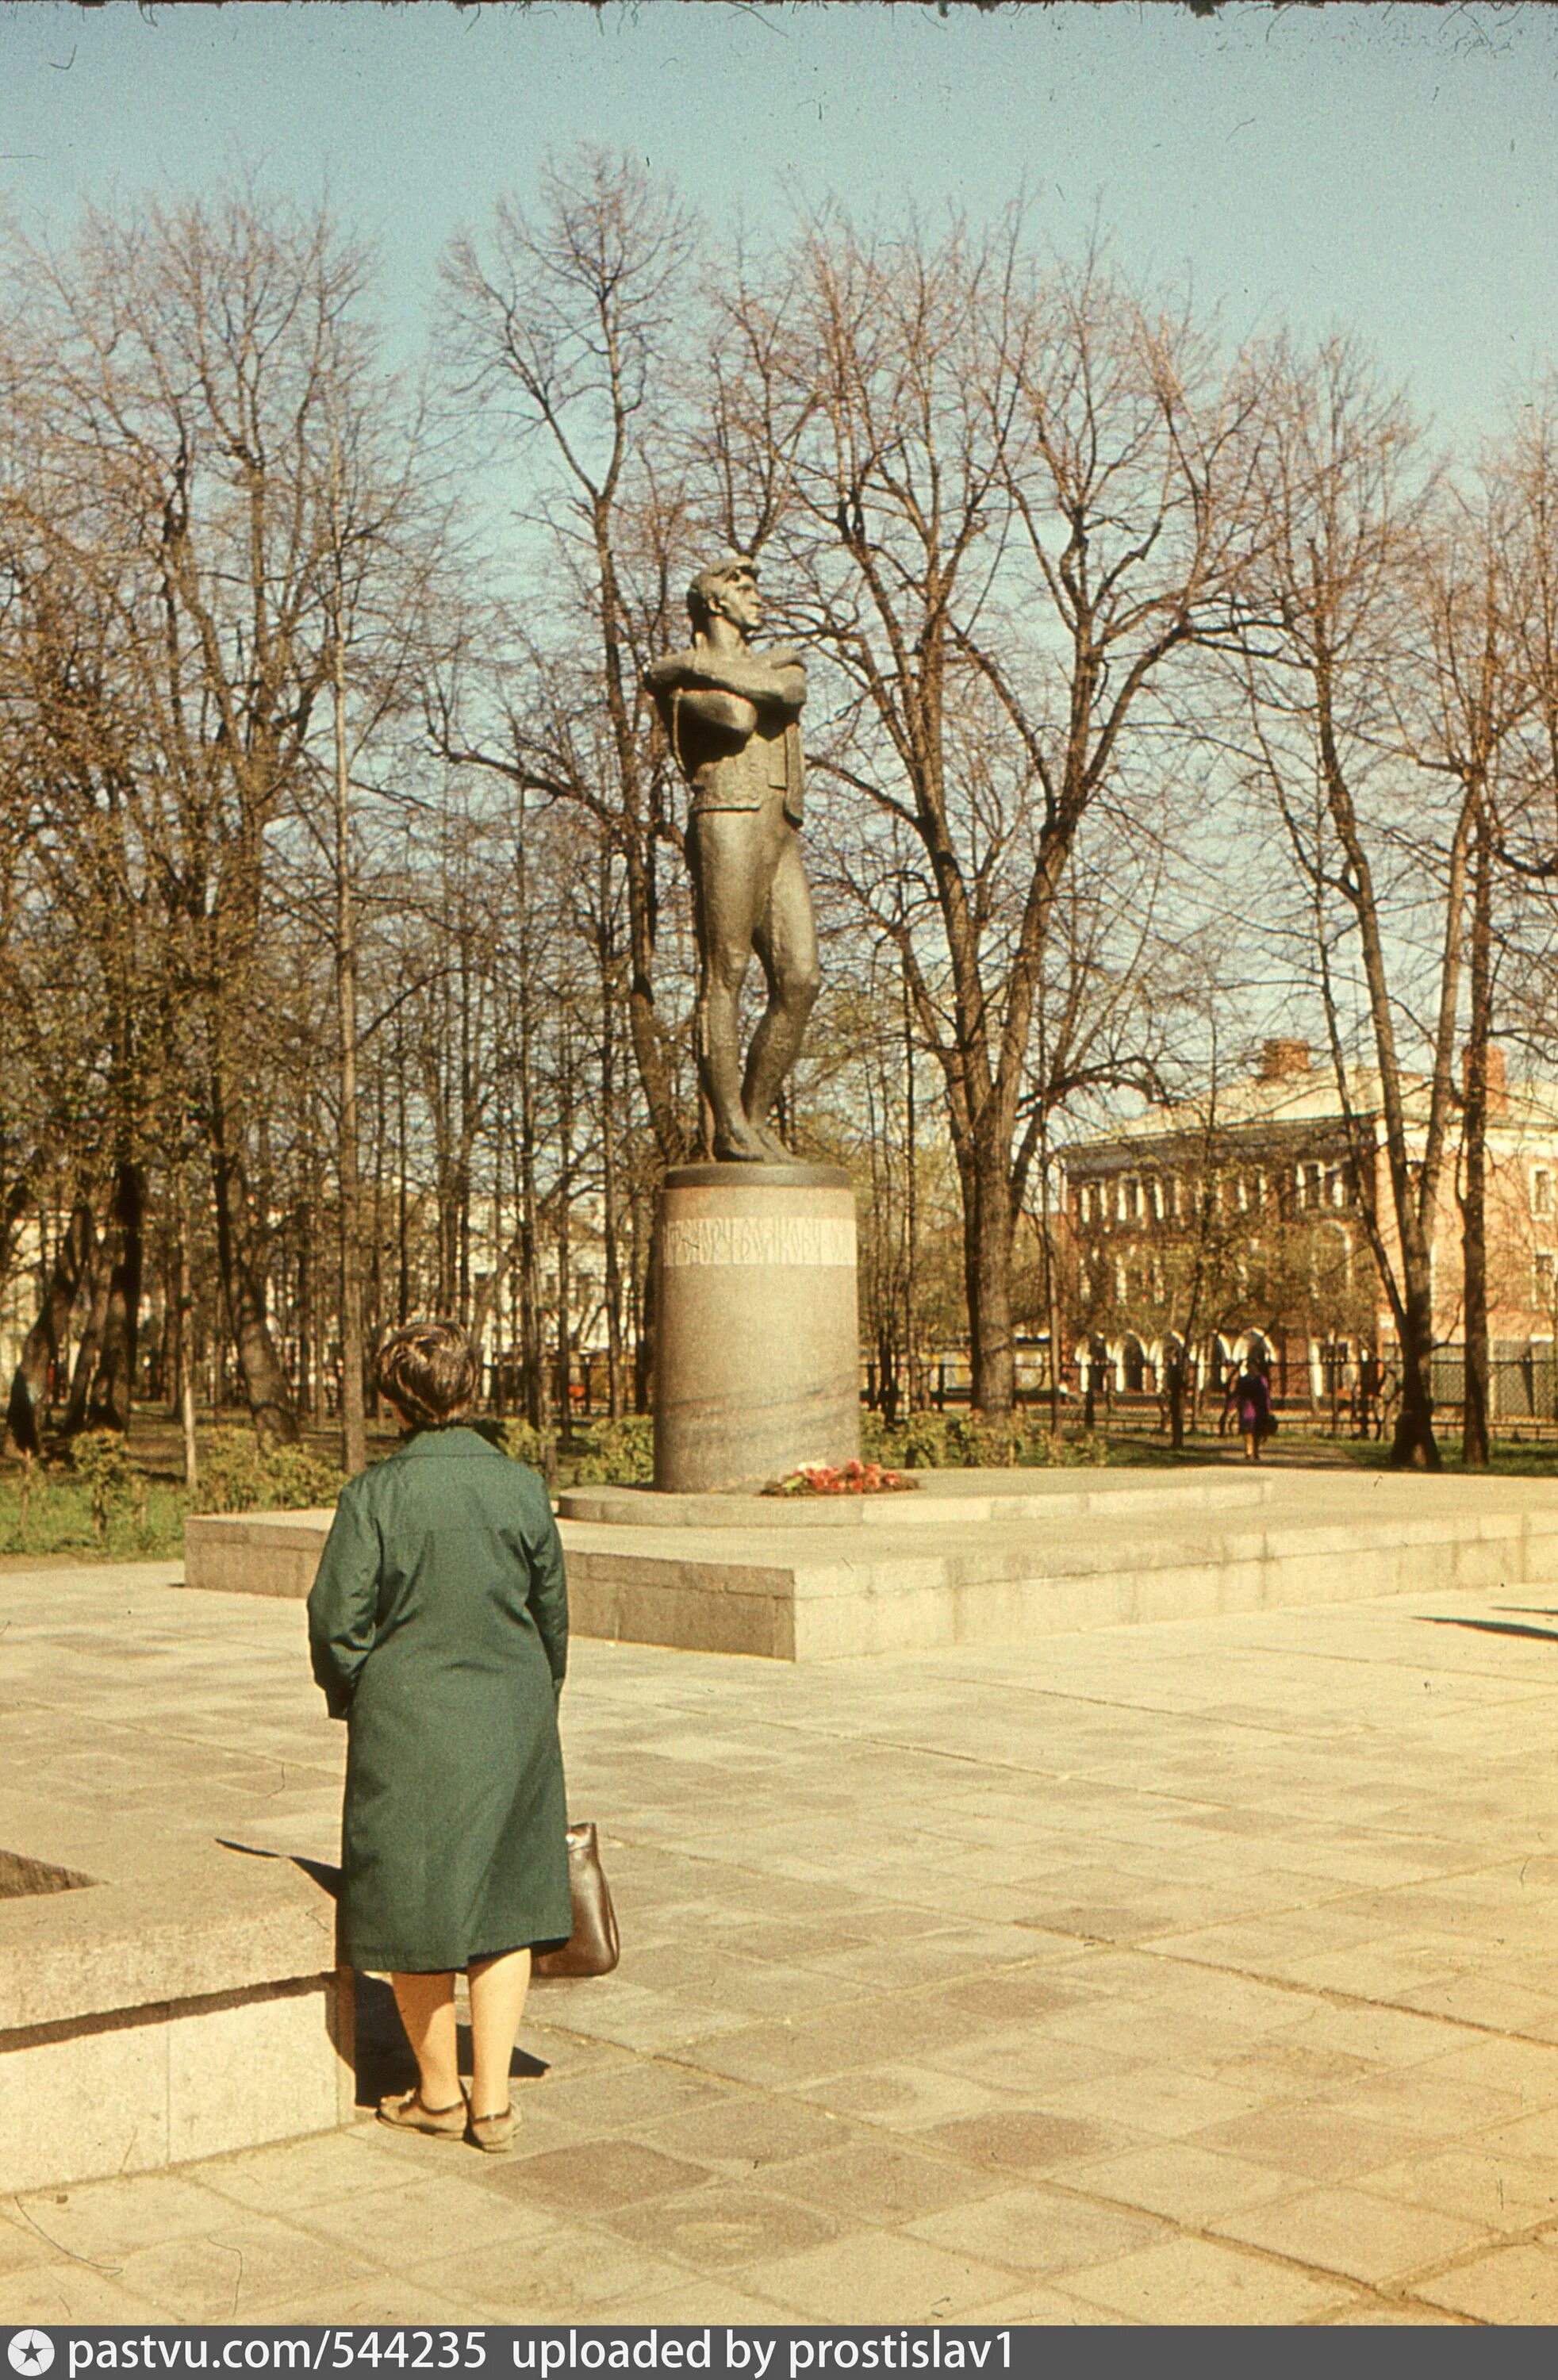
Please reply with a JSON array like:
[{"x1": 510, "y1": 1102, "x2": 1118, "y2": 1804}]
[
  {"x1": 438, "y1": 150, "x2": 701, "y2": 1166},
  {"x1": 1237, "y1": 338, "x2": 1472, "y2": 1469},
  {"x1": 707, "y1": 218, "x2": 1270, "y2": 1411}
]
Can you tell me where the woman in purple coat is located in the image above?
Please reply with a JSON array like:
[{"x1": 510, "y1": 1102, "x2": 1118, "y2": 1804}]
[{"x1": 1233, "y1": 1357, "x2": 1273, "y2": 1462}]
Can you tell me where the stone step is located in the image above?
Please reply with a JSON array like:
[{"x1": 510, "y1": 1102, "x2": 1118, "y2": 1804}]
[
  {"x1": 557, "y1": 1470, "x2": 1276, "y2": 1530},
  {"x1": 182, "y1": 1474, "x2": 1558, "y2": 1664},
  {"x1": 562, "y1": 1495, "x2": 1558, "y2": 1661}
]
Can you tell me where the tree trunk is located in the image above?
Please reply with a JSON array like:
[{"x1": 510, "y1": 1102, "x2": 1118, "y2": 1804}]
[
  {"x1": 86, "y1": 1161, "x2": 144, "y2": 1432},
  {"x1": 6, "y1": 1199, "x2": 95, "y2": 1457},
  {"x1": 555, "y1": 1038, "x2": 574, "y2": 1426},
  {"x1": 1390, "y1": 1268, "x2": 1441, "y2": 1470},
  {"x1": 210, "y1": 1088, "x2": 300, "y2": 1445},
  {"x1": 65, "y1": 1237, "x2": 111, "y2": 1436},
  {"x1": 332, "y1": 597, "x2": 368, "y2": 1476},
  {"x1": 962, "y1": 1147, "x2": 1017, "y2": 1417},
  {"x1": 1460, "y1": 820, "x2": 1495, "y2": 1469},
  {"x1": 175, "y1": 1174, "x2": 199, "y2": 1491}
]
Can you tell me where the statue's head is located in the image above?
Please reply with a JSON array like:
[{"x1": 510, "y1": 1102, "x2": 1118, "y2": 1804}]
[{"x1": 688, "y1": 555, "x2": 761, "y2": 638}]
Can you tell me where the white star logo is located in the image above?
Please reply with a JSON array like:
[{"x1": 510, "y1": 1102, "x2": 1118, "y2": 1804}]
[{"x1": 8, "y1": 2336, "x2": 54, "y2": 2378}]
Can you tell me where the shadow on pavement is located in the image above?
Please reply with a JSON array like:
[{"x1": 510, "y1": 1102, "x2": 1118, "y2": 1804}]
[{"x1": 1422, "y1": 1609, "x2": 1558, "y2": 1646}]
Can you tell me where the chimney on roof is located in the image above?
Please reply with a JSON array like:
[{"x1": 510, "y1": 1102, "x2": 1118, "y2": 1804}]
[
  {"x1": 1260, "y1": 1038, "x2": 1312, "y2": 1082},
  {"x1": 1464, "y1": 1041, "x2": 1508, "y2": 1118}
]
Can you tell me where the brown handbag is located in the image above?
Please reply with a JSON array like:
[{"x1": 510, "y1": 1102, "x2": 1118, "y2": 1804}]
[{"x1": 533, "y1": 1821, "x2": 620, "y2": 1979}]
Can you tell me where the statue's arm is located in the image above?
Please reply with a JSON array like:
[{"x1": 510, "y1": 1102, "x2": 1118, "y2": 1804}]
[
  {"x1": 674, "y1": 685, "x2": 760, "y2": 737},
  {"x1": 675, "y1": 652, "x2": 807, "y2": 717}
]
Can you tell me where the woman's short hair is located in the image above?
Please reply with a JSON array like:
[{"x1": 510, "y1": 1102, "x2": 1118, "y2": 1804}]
[{"x1": 374, "y1": 1322, "x2": 480, "y2": 1427}]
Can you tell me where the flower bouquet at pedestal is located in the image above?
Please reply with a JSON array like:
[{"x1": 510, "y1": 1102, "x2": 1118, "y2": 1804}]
[{"x1": 764, "y1": 1458, "x2": 919, "y2": 1496}]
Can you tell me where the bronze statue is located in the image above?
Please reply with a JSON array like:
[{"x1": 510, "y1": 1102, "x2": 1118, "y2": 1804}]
[{"x1": 645, "y1": 556, "x2": 819, "y2": 1164}]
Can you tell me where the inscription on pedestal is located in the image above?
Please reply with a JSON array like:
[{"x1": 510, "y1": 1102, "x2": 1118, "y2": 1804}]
[{"x1": 662, "y1": 1214, "x2": 857, "y2": 1270}]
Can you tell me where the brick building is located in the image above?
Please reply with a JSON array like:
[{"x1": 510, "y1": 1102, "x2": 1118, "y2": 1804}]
[{"x1": 1061, "y1": 1038, "x2": 1558, "y2": 1418}]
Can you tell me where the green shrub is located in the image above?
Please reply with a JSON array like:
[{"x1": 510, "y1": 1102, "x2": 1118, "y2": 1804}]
[
  {"x1": 861, "y1": 1409, "x2": 1111, "y2": 1471},
  {"x1": 499, "y1": 1416, "x2": 552, "y2": 1472},
  {"x1": 564, "y1": 1415, "x2": 654, "y2": 1487},
  {"x1": 196, "y1": 1429, "x2": 343, "y2": 1514},
  {"x1": 195, "y1": 1429, "x2": 268, "y2": 1514},
  {"x1": 70, "y1": 1430, "x2": 147, "y2": 1541},
  {"x1": 259, "y1": 1441, "x2": 346, "y2": 1509}
]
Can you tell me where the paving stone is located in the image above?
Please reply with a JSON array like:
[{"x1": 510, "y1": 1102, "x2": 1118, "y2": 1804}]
[
  {"x1": 405, "y1": 2232, "x2": 694, "y2": 2320},
  {"x1": 112, "y1": 2213, "x2": 378, "y2": 2321},
  {"x1": 1354, "y1": 2147, "x2": 1558, "y2": 2233},
  {"x1": 1066, "y1": 2142, "x2": 1302, "y2": 2225},
  {"x1": 907, "y1": 2183, "x2": 1165, "y2": 2277},
  {"x1": 1415, "y1": 2241, "x2": 1558, "y2": 2322},
  {"x1": 1190, "y1": 2106, "x2": 1423, "y2": 2182},
  {"x1": 1211, "y1": 2182, "x2": 1494, "y2": 2285},
  {"x1": 1061, "y1": 2233, "x2": 1354, "y2": 2324},
  {"x1": 742, "y1": 2227, "x2": 1020, "y2": 2323},
  {"x1": 925, "y1": 2108, "x2": 1141, "y2": 2175},
  {"x1": 761, "y1": 2136, "x2": 1002, "y2": 2226},
  {"x1": 478, "y1": 2139, "x2": 713, "y2": 2213},
  {"x1": 601, "y1": 2182, "x2": 842, "y2": 2268}
]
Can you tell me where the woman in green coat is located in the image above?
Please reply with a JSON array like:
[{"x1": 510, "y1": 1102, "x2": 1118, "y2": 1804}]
[{"x1": 307, "y1": 1322, "x2": 570, "y2": 2153}]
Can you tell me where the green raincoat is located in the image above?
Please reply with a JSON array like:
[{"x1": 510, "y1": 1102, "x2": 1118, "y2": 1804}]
[{"x1": 307, "y1": 1427, "x2": 571, "y2": 1972}]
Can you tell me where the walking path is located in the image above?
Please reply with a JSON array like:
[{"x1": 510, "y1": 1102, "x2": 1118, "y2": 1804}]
[{"x1": 2, "y1": 1550, "x2": 1557, "y2": 2324}]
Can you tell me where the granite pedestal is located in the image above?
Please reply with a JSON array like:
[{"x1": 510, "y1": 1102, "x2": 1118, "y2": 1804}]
[{"x1": 652, "y1": 1160, "x2": 861, "y2": 1493}]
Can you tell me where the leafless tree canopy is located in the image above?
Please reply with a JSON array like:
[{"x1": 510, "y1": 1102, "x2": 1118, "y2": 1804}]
[{"x1": 1, "y1": 156, "x2": 1554, "y2": 1464}]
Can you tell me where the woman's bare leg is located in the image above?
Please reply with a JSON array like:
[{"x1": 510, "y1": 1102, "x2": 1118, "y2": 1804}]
[
  {"x1": 390, "y1": 1971, "x2": 461, "y2": 2110},
  {"x1": 468, "y1": 1948, "x2": 531, "y2": 2119}
]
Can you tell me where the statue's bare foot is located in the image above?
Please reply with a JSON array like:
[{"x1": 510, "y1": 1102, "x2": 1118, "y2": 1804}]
[
  {"x1": 712, "y1": 1120, "x2": 773, "y2": 1163},
  {"x1": 750, "y1": 1120, "x2": 792, "y2": 1162}
]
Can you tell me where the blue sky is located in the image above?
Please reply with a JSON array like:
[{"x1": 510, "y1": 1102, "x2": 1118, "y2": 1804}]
[{"x1": 0, "y1": 2, "x2": 1554, "y2": 451}]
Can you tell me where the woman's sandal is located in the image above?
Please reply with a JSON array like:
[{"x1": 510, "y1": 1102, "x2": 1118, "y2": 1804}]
[
  {"x1": 377, "y1": 2088, "x2": 467, "y2": 2140},
  {"x1": 467, "y1": 2102, "x2": 520, "y2": 2154}
]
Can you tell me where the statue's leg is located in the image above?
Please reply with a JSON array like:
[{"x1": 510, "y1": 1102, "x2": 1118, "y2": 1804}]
[
  {"x1": 692, "y1": 811, "x2": 772, "y2": 1163},
  {"x1": 743, "y1": 828, "x2": 820, "y2": 1157}
]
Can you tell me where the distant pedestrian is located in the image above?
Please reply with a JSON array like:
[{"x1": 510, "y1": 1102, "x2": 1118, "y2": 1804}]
[
  {"x1": 1231, "y1": 1355, "x2": 1273, "y2": 1463},
  {"x1": 307, "y1": 1320, "x2": 570, "y2": 2154}
]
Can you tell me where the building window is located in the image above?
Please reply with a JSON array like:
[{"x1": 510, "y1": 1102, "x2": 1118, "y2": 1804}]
[
  {"x1": 1149, "y1": 1178, "x2": 1164, "y2": 1222},
  {"x1": 1537, "y1": 1251, "x2": 1556, "y2": 1303},
  {"x1": 1236, "y1": 1175, "x2": 1249, "y2": 1212},
  {"x1": 1535, "y1": 1171, "x2": 1553, "y2": 1219},
  {"x1": 1302, "y1": 1162, "x2": 1322, "y2": 1211}
]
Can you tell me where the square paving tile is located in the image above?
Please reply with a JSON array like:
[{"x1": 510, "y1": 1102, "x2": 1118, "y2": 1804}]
[
  {"x1": 907, "y1": 2183, "x2": 1164, "y2": 2277},
  {"x1": 405, "y1": 2232, "x2": 695, "y2": 2320},
  {"x1": 743, "y1": 2228, "x2": 1020, "y2": 2323},
  {"x1": 1211, "y1": 2183, "x2": 1493, "y2": 2286},
  {"x1": 1062, "y1": 2232, "x2": 1358, "y2": 2324},
  {"x1": 645, "y1": 2094, "x2": 847, "y2": 2171},
  {"x1": 601, "y1": 2183, "x2": 842, "y2": 2268},
  {"x1": 1415, "y1": 2241, "x2": 1558, "y2": 2323},
  {"x1": 762, "y1": 2137, "x2": 1001, "y2": 2227},
  {"x1": 480, "y1": 2140, "x2": 713, "y2": 2213},
  {"x1": 1191, "y1": 2106, "x2": 1422, "y2": 2182},
  {"x1": 925, "y1": 2107, "x2": 1142, "y2": 2175},
  {"x1": 1067, "y1": 2142, "x2": 1301, "y2": 2225},
  {"x1": 112, "y1": 2215, "x2": 379, "y2": 2322}
]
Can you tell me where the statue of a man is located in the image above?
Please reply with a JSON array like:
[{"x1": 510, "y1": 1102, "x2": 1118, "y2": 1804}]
[{"x1": 645, "y1": 555, "x2": 819, "y2": 1164}]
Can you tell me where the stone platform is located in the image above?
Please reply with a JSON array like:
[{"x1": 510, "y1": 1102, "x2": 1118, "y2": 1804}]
[
  {"x1": 0, "y1": 1564, "x2": 355, "y2": 2196},
  {"x1": 186, "y1": 1466, "x2": 1558, "y2": 1663}
]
